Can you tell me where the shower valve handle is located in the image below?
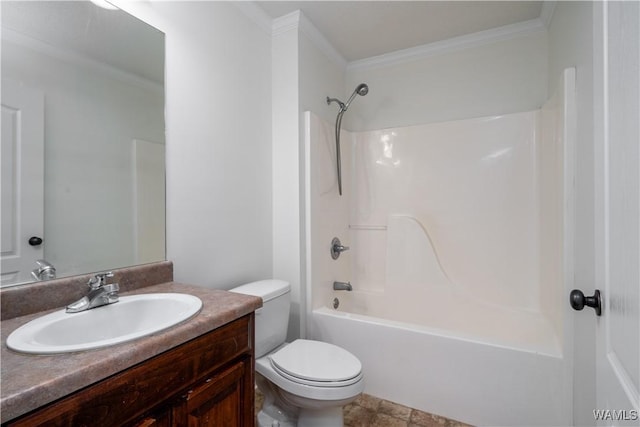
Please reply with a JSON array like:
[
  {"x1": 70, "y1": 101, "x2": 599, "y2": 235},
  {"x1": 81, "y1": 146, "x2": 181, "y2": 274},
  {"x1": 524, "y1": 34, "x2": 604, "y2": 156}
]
[
  {"x1": 570, "y1": 289, "x2": 602, "y2": 316},
  {"x1": 330, "y1": 237, "x2": 349, "y2": 260}
]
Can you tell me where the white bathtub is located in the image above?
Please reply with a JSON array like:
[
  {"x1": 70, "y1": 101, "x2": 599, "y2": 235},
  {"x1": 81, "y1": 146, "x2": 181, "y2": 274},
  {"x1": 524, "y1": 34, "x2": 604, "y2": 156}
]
[
  {"x1": 303, "y1": 69, "x2": 575, "y2": 427},
  {"x1": 310, "y1": 302, "x2": 568, "y2": 426},
  {"x1": 326, "y1": 286, "x2": 561, "y2": 357}
]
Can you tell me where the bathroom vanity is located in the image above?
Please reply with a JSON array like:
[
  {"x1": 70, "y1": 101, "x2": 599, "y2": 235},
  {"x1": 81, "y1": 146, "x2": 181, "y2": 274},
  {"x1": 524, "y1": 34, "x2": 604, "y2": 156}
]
[{"x1": 0, "y1": 262, "x2": 262, "y2": 426}]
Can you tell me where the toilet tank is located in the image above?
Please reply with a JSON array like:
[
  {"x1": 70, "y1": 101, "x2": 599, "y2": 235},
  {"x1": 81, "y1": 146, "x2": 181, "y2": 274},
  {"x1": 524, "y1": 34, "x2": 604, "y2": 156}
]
[{"x1": 229, "y1": 279, "x2": 290, "y2": 358}]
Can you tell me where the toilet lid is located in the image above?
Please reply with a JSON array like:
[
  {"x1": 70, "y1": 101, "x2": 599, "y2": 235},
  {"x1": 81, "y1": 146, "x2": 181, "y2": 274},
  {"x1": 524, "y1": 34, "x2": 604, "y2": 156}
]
[{"x1": 269, "y1": 339, "x2": 362, "y2": 383}]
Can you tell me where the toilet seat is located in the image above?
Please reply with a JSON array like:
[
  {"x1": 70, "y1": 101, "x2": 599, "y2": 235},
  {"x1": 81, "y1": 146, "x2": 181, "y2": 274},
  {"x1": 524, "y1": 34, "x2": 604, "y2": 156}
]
[
  {"x1": 256, "y1": 349, "x2": 364, "y2": 402},
  {"x1": 269, "y1": 339, "x2": 362, "y2": 387},
  {"x1": 271, "y1": 361, "x2": 364, "y2": 387}
]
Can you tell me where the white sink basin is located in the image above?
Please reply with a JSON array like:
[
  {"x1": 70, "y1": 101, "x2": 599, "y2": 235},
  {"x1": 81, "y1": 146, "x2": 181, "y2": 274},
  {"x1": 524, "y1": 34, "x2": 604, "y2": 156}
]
[{"x1": 6, "y1": 293, "x2": 202, "y2": 354}]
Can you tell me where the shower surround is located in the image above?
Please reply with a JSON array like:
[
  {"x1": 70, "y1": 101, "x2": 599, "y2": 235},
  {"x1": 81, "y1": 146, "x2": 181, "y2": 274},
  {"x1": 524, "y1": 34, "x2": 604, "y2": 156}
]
[{"x1": 305, "y1": 70, "x2": 575, "y2": 426}]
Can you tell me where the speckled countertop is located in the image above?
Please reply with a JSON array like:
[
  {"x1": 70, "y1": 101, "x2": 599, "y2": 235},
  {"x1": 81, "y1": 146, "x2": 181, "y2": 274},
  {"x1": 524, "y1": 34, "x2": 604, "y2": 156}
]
[{"x1": 0, "y1": 282, "x2": 262, "y2": 423}]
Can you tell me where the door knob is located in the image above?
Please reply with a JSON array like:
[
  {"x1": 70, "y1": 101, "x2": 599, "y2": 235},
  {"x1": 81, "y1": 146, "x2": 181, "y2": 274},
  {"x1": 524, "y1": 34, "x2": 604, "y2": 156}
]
[
  {"x1": 570, "y1": 289, "x2": 602, "y2": 316},
  {"x1": 28, "y1": 236, "x2": 43, "y2": 246}
]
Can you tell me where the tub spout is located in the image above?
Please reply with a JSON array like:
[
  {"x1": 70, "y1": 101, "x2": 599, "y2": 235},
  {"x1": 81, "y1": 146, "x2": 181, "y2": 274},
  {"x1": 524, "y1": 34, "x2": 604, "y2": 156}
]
[{"x1": 333, "y1": 281, "x2": 352, "y2": 291}]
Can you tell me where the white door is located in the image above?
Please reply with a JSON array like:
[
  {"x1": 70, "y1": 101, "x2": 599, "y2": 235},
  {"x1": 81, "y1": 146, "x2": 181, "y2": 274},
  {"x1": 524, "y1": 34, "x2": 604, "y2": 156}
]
[
  {"x1": 592, "y1": 1, "x2": 640, "y2": 424},
  {"x1": 1, "y1": 80, "x2": 45, "y2": 286}
]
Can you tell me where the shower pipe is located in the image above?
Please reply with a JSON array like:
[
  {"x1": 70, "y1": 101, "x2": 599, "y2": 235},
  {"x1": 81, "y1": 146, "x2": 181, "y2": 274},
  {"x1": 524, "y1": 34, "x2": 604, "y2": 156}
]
[{"x1": 326, "y1": 83, "x2": 369, "y2": 195}]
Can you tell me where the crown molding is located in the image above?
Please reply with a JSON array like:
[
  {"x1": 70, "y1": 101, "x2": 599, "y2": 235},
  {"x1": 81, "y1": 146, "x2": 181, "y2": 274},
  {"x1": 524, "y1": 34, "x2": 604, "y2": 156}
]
[
  {"x1": 540, "y1": 1, "x2": 557, "y2": 28},
  {"x1": 298, "y1": 12, "x2": 347, "y2": 68},
  {"x1": 272, "y1": 10, "x2": 301, "y2": 37},
  {"x1": 234, "y1": 3, "x2": 554, "y2": 74},
  {"x1": 2, "y1": 28, "x2": 163, "y2": 94},
  {"x1": 347, "y1": 18, "x2": 546, "y2": 72},
  {"x1": 233, "y1": 1, "x2": 273, "y2": 35},
  {"x1": 271, "y1": 10, "x2": 347, "y2": 69}
]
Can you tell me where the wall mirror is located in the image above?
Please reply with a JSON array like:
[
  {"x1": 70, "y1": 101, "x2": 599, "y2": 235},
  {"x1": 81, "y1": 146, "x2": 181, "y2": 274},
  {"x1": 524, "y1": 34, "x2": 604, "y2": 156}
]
[{"x1": 1, "y1": 1, "x2": 165, "y2": 287}]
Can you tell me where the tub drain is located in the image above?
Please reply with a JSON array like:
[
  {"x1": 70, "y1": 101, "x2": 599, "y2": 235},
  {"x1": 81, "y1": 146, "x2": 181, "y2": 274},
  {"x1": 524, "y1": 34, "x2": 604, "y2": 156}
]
[{"x1": 333, "y1": 298, "x2": 340, "y2": 309}]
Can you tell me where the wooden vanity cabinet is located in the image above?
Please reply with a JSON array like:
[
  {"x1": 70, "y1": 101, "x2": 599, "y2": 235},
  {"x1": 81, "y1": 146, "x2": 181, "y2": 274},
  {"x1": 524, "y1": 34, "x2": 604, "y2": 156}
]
[{"x1": 5, "y1": 315, "x2": 255, "y2": 427}]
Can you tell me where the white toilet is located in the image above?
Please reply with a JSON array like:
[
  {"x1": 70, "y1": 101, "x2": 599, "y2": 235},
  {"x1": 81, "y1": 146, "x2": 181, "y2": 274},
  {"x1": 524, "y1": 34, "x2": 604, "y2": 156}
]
[{"x1": 230, "y1": 279, "x2": 364, "y2": 427}]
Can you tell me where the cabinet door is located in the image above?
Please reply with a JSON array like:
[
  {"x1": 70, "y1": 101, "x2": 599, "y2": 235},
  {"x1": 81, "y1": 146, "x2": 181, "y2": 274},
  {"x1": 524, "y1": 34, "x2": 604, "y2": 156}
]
[{"x1": 173, "y1": 358, "x2": 253, "y2": 427}]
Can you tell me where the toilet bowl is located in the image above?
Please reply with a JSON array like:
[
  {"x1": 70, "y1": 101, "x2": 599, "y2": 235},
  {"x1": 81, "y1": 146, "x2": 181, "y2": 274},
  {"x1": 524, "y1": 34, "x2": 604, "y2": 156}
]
[{"x1": 230, "y1": 280, "x2": 364, "y2": 427}]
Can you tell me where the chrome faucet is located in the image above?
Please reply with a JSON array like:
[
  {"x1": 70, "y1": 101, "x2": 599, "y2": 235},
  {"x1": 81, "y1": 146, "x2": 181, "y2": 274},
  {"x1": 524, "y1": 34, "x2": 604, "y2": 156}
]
[
  {"x1": 333, "y1": 281, "x2": 352, "y2": 291},
  {"x1": 31, "y1": 259, "x2": 56, "y2": 281},
  {"x1": 66, "y1": 272, "x2": 119, "y2": 313}
]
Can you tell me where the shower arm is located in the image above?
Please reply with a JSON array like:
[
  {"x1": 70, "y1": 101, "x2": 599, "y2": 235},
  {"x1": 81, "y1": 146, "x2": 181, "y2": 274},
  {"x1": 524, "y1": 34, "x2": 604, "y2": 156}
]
[{"x1": 327, "y1": 97, "x2": 345, "y2": 111}]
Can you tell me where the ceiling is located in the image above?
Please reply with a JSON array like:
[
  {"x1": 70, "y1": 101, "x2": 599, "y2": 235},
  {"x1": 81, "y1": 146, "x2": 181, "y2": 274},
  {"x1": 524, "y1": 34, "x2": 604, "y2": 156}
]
[
  {"x1": 257, "y1": 1, "x2": 544, "y2": 62},
  {"x1": 2, "y1": 1, "x2": 544, "y2": 83}
]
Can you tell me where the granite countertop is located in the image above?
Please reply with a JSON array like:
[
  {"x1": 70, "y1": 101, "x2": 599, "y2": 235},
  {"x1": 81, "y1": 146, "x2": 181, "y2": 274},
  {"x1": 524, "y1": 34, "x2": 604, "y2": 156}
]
[{"x1": 0, "y1": 282, "x2": 262, "y2": 423}]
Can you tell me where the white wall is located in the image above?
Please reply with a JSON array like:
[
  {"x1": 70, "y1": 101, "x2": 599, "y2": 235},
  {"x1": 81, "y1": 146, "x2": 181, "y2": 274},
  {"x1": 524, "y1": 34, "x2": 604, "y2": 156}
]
[
  {"x1": 345, "y1": 29, "x2": 548, "y2": 131},
  {"x1": 272, "y1": 11, "x2": 346, "y2": 339},
  {"x1": 272, "y1": 17, "x2": 302, "y2": 339},
  {"x1": 1, "y1": 37, "x2": 164, "y2": 278},
  {"x1": 117, "y1": 1, "x2": 273, "y2": 289},
  {"x1": 547, "y1": 3, "x2": 597, "y2": 426}
]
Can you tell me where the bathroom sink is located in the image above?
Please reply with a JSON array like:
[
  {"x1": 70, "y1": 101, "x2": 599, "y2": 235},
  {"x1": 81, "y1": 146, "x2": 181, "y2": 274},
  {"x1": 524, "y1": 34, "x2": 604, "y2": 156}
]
[{"x1": 6, "y1": 293, "x2": 202, "y2": 354}]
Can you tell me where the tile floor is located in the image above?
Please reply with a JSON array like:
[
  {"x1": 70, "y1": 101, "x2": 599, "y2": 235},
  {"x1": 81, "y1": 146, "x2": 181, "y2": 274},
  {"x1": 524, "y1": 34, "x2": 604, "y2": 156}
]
[{"x1": 255, "y1": 390, "x2": 472, "y2": 427}]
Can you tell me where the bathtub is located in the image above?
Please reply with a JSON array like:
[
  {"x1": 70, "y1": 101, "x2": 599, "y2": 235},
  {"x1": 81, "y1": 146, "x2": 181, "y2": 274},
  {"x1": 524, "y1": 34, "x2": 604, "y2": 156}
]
[
  {"x1": 303, "y1": 69, "x2": 575, "y2": 426},
  {"x1": 309, "y1": 299, "x2": 568, "y2": 426}
]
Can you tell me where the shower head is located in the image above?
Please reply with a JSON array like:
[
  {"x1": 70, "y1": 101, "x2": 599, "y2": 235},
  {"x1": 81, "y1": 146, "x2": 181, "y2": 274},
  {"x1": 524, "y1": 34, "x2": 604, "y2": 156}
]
[
  {"x1": 355, "y1": 83, "x2": 369, "y2": 96},
  {"x1": 344, "y1": 83, "x2": 369, "y2": 111},
  {"x1": 326, "y1": 83, "x2": 369, "y2": 112}
]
